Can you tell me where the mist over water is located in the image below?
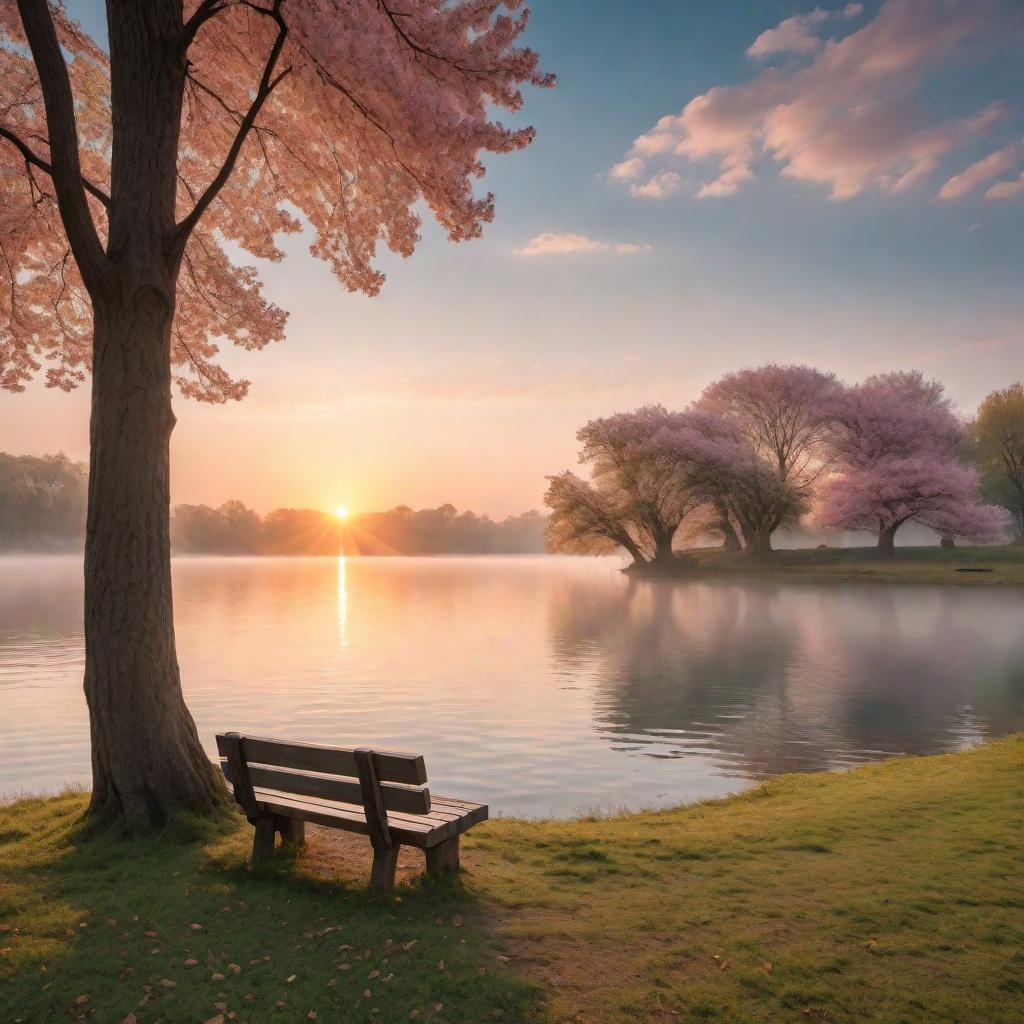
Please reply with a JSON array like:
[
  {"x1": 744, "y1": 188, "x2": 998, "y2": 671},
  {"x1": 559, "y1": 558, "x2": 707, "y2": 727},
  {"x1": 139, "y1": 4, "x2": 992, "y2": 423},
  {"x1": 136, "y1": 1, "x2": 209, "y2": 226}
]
[{"x1": 1, "y1": 555, "x2": 1022, "y2": 817}]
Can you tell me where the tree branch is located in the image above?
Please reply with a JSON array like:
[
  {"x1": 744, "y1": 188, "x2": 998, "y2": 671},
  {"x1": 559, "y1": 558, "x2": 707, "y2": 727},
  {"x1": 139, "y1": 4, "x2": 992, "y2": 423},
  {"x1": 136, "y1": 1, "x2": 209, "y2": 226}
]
[
  {"x1": 15, "y1": 0, "x2": 109, "y2": 292},
  {"x1": 0, "y1": 125, "x2": 111, "y2": 207},
  {"x1": 180, "y1": 0, "x2": 233, "y2": 49},
  {"x1": 171, "y1": 0, "x2": 290, "y2": 256}
]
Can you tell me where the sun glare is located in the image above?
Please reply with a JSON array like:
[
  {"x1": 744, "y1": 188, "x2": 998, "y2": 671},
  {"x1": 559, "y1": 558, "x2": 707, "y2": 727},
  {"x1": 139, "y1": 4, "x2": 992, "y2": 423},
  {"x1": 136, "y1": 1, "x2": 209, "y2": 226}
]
[{"x1": 335, "y1": 505, "x2": 349, "y2": 519}]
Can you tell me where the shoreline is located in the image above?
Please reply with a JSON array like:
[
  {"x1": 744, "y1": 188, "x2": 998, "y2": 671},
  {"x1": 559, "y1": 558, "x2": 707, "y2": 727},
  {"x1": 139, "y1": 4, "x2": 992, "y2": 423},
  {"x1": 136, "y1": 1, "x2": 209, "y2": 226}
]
[{"x1": 625, "y1": 544, "x2": 1024, "y2": 586}]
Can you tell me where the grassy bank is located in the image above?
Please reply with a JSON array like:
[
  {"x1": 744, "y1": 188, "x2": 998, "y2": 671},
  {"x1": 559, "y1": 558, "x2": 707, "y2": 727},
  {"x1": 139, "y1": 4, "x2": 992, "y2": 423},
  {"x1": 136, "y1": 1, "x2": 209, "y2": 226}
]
[
  {"x1": 632, "y1": 544, "x2": 1024, "y2": 586},
  {"x1": 2, "y1": 737, "x2": 1022, "y2": 1022}
]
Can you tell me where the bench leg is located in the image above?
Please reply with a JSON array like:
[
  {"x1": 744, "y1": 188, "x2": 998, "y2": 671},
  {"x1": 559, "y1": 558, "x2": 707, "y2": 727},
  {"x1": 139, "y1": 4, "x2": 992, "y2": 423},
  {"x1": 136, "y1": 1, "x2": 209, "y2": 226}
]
[
  {"x1": 252, "y1": 817, "x2": 276, "y2": 863},
  {"x1": 275, "y1": 816, "x2": 305, "y2": 849},
  {"x1": 370, "y1": 844, "x2": 400, "y2": 895},
  {"x1": 425, "y1": 835, "x2": 460, "y2": 876}
]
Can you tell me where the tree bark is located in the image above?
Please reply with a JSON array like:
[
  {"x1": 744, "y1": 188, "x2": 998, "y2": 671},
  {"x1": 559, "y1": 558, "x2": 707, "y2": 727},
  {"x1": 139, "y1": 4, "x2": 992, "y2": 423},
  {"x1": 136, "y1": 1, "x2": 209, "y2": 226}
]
[
  {"x1": 1013, "y1": 484, "x2": 1024, "y2": 544},
  {"x1": 652, "y1": 530, "x2": 675, "y2": 565},
  {"x1": 740, "y1": 520, "x2": 775, "y2": 557},
  {"x1": 877, "y1": 523, "x2": 899, "y2": 558},
  {"x1": 79, "y1": 0, "x2": 226, "y2": 830},
  {"x1": 84, "y1": 294, "x2": 226, "y2": 831},
  {"x1": 715, "y1": 514, "x2": 742, "y2": 553}
]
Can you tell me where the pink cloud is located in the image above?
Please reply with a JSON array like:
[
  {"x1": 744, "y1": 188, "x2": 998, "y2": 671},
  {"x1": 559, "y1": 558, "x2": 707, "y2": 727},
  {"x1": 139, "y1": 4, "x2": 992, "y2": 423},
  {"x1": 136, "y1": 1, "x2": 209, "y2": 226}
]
[
  {"x1": 609, "y1": 157, "x2": 644, "y2": 181},
  {"x1": 612, "y1": 0, "x2": 1020, "y2": 201},
  {"x1": 747, "y1": 4, "x2": 863, "y2": 60},
  {"x1": 514, "y1": 232, "x2": 650, "y2": 256},
  {"x1": 629, "y1": 170, "x2": 682, "y2": 199},
  {"x1": 937, "y1": 142, "x2": 1022, "y2": 199},
  {"x1": 985, "y1": 171, "x2": 1024, "y2": 200}
]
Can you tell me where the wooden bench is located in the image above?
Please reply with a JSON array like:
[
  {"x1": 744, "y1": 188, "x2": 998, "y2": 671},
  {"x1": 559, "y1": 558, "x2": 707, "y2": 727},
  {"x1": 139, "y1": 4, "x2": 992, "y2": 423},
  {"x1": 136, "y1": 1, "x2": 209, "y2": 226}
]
[{"x1": 215, "y1": 732, "x2": 488, "y2": 894}]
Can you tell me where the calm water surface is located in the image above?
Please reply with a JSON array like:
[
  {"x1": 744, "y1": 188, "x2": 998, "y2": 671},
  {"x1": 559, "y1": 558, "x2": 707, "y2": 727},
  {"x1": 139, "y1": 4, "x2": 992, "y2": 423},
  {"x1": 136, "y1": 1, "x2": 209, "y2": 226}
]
[{"x1": 2, "y1": 555, "x2": 1023, "y2": 816}]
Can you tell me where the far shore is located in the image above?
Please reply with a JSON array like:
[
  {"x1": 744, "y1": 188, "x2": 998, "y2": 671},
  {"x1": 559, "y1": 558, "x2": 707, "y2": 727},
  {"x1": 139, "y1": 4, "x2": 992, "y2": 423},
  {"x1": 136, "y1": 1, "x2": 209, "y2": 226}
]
[{"x1": 627, "y1": 544, "x2": 1024, "y2": 586}]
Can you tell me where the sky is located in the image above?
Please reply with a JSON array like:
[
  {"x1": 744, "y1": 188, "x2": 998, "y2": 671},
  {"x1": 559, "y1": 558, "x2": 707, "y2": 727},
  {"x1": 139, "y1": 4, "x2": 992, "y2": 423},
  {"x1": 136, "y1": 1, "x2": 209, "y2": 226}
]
[{"x1": 2, "y1": 0, "x2": 1023, "y2": 517}]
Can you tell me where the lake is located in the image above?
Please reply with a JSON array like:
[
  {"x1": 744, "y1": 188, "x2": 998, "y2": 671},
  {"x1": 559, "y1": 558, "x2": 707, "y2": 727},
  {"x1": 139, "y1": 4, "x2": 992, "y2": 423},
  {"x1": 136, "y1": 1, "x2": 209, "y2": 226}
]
[{"x1": 1, "y1": 555, "x2": 1022, "y2": 817}]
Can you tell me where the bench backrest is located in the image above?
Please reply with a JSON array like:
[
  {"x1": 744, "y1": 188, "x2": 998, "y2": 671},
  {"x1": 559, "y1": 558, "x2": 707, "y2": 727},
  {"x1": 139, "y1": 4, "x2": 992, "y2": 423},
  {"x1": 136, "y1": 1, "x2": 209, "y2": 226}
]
[{"x1": 216, "y1": 733, "x2": 431, "y2": 823}]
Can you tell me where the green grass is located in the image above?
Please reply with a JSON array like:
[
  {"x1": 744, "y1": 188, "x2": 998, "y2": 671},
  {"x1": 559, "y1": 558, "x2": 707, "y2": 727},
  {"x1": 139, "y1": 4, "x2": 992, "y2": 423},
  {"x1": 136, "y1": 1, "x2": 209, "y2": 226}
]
[
  {"x1": 648, "y1": 544, "x2": 1024, "y2": 586},
  {"x1": 3, "y1": 737, "x2": 1022, "y2": 1023},
  {"x1": 0, "y1": 802, "x2": 536, "y2": 1023}
]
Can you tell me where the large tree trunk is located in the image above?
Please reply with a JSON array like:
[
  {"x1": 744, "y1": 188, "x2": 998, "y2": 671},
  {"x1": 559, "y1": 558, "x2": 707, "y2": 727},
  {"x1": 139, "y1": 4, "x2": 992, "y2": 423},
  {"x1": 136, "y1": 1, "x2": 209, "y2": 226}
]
[
  {"x1": 652, "y1": 531, "x2": 676, "y2": 565},
  {"x1": 81, "y1": 0, "x2": 225, "y2": 831},
  {"x1": 716, "y1": 515, "x2": 742, "y2": 553},
  {"x1": 84, "y1": 295, "x2": 226, "y2": 831},
  {"x1": 877, "y1": 523, "x2": 898, "y2": 558},
  {"x1": 741, "y1": 520, "x2": 775, "y2": 557}
]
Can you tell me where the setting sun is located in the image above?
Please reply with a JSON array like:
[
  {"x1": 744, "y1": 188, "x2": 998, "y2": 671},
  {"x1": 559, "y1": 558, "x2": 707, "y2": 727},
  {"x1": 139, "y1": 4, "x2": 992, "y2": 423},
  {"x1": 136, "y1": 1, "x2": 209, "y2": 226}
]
[{"x1": 335, "y1": 506, "x2": 349, "y2": 519}]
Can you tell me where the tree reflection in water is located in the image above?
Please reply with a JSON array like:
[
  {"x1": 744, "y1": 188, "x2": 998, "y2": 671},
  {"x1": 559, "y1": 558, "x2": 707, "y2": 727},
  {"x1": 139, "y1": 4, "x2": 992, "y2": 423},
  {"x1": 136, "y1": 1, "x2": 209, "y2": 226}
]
[{"x1": 548, "y1": 575, "x2": 1024, "y2": 781}]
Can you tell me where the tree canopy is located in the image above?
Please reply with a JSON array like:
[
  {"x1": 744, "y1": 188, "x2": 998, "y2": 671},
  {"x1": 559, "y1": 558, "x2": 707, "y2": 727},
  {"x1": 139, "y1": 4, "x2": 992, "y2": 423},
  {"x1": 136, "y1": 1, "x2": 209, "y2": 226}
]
[{"x1": 1, "y1": 0, "x2": 552, "y2": 400}]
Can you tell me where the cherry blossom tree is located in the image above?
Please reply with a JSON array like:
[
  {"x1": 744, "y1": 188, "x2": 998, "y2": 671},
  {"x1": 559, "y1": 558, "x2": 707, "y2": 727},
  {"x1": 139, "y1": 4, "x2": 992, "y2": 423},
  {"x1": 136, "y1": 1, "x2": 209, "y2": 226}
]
[
  {"x1": 545, "y1": 406, "x2": 706, "y2": 566},
  {"x1": 696, "y1": 364, "x2": 839, "y2": 554},
  {"x1": 815, "y1": 455, "x2": 1007, "y2": 555},
  {"x1": 0, "y1": 0, "x2": 551, "y2": 830},
  {"x1": 817, "y1": 372, "x2": 1007, "y2": 554}
]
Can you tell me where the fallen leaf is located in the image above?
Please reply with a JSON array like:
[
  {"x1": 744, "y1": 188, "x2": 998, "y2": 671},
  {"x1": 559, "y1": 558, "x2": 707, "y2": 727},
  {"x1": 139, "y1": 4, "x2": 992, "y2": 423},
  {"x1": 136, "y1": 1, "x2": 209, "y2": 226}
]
[
  {"x1": 287, "y1": 974, "x2": 297, "y2": 983},
  {"x1": 227, "y1": 963, "x2": 241, "y2": 974},
  {"x1": 201, "y1": 1016, "x2": 224, "y2": 1024},
  {"x1": 74, "y1": 996, "x2": 90, "y2": 1006},
  {"x1": 190, "y1": 923, "x2": 203, "y2": 931},
  {"x1": 451, "y1": 915, "x2": 463, "y2": 928},
  {"x1": 368, "y1": 970, "x2": 380, "y2": 979},
  {"x1": 121, "y1": 1015, "x2": 137, "y2": 1024},
  {"x1": 159, "y1": 979, "x2": 177, "y2": 989},
  {"x1": 437, "y1": 960, "x2": 445, "y2": 971},
  {"x1": 363, "y1": 989, "x2": 372, "y2": 999},
  {"x1": 185, "y1": 959, "x2": 199, "y2": 967},
  {"x1": 211, "y1": 973, "x2": 225, "y2": 982},
  {"x1": 762, "y1": 962, "x2": 773, "y2": 974}
]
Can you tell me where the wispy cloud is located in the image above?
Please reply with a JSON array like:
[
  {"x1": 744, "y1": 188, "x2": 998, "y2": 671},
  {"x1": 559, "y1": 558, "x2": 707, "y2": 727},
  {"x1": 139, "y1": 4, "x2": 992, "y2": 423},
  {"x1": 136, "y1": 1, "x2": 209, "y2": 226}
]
[
  {"x1": 985, "y1": 170, "x2": 1024, "y2": 200},
  {"x1": 747, "y1": 3, "x2": 863, "y2": 60},
  {"x1": 949, "y1": 333, "x2": 1023, "y2": 356},
  {"x1": 936, "y1": 142, "x2": 1022, "y2": 200},
  {"x1": 611, "y1": 0, "x2": 1021, "y2": 202},
  {"x1": 515, "y1": 232, "x2": 650, "y2": 256}
]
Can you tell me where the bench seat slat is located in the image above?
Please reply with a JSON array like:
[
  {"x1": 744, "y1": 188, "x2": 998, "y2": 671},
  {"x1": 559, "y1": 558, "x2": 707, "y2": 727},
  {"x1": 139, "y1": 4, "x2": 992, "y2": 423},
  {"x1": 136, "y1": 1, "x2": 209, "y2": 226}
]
[
  {"x1": 222, "y1": 734, "x2": 427, "y2": 786},
  {"x1": 251, "y1": 788, "x2": 487, "y2": 849}
]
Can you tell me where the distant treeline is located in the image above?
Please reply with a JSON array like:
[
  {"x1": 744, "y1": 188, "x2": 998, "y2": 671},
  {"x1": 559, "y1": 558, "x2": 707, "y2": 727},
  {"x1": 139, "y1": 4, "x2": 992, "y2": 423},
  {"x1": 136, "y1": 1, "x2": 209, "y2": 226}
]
[
  {"x1": 0, "y1": 453, "x2": 546, "y2": 555},
  {"x1": 171, "y1": 500, "x2": 547, "y2": 555},
  {"x1": 0, "y1": 452, "x2": 88, "y2": 551}
]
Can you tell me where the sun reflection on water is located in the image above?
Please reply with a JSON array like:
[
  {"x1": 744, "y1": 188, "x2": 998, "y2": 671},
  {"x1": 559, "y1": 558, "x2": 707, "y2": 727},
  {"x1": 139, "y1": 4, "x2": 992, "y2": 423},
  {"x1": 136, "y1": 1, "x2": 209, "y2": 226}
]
[{"x1": 337, "y1": 555, "x2": 347, "y2": 648}]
